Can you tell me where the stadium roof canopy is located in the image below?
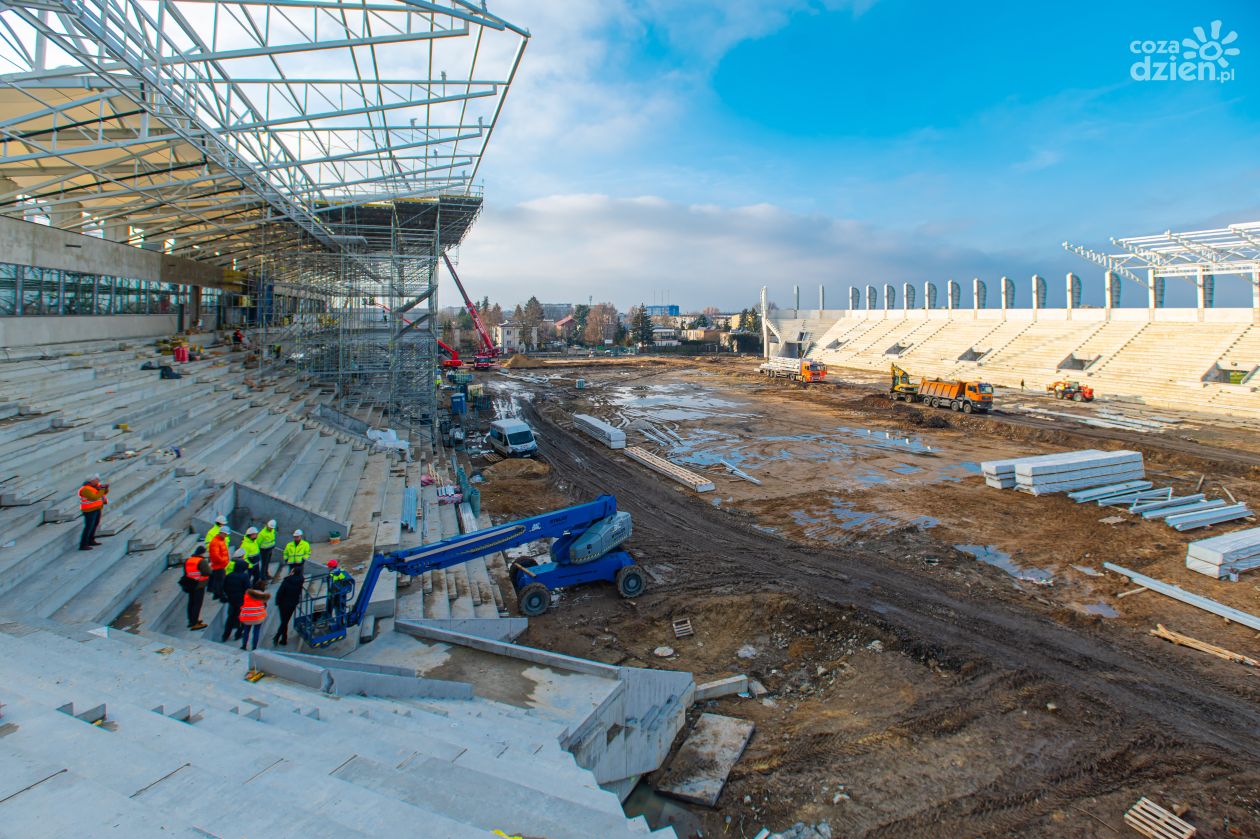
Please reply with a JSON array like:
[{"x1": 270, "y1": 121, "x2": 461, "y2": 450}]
[
  {"x1": 1064, "y1": 221, "x2": 1260, "y2": 287},
  {"x1": 0, "y1": 0, "x2": 528, "y2": 270}
]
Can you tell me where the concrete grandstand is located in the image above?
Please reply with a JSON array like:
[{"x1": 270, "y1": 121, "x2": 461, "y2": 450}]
[
  {"x1": 0, "y1": 1, "x2": 691, "y2": 835},
  {"x1": 765, "y1": 223, "x2": 1260, "y2": 417}
]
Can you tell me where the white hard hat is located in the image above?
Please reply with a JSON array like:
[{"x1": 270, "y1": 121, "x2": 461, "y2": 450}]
[
  {"x1": 267, "y1": 519, "x2": 276, "y2": 528},
  {"x1": 246, "y1": 527, "x2": 258, "y2": 536},
  {"x1": 90, "y1": 473, "x2": 102, "y2": 482},
  {"x1": 293, "y1": 529, "x2": 304, "y2": 537},
  {"x1": 215, "y1": 514, "x2": 227, "y2": 525}
]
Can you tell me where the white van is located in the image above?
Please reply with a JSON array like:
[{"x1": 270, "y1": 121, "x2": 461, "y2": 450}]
[{"x1": 487, "y1": 418, "x2": 538, "y2": 457}]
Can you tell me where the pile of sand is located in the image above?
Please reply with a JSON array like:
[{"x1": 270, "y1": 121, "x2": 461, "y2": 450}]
[
  {"x1": 502, "y1": 354, "x2": 545, "y2": 369},
  {"x1": 485, "y1": 458, "x2": 551, "y2": 480}
]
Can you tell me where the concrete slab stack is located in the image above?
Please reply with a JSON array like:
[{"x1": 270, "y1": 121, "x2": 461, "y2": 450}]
[
  {"x1": 981, "y1": 449, "x2": 1104, "y2": 489},
  {"x1": 1013, "y1": 450, "x2": 1143, "y2": 495},
  {"x1": 1186, "y1": 528, "x2": 1260, "y2": 578},
  {"x1": 574, "y1": 413, "x2": 627, "y2": 449}
]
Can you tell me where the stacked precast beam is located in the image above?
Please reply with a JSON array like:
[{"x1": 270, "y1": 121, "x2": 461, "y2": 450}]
[
  {"x1": 573, "y1": 414, "x2": 627, "y2": 449},
  {"x1": 982, "y1": 450, "x2": 1144, "y2": 495},
  {"x1": 1186, "y1": 528, "x2": 1260, "y2": 579}
]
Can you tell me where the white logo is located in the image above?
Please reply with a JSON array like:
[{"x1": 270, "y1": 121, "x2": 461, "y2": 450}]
[{"x1": 1130, "y1": 20, "x2": 1240, "y2": 83}]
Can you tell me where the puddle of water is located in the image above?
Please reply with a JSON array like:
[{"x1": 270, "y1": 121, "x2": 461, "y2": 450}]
[
  {"x1": 1078, "y1": 602, "x2": 1119, "y2": 618},
  {"x1": 891, "y1": 464, "x2": 923, "y2": 475},
  {"x1": 955, "y1": 544, "x2": 1054, "y2": 584}
]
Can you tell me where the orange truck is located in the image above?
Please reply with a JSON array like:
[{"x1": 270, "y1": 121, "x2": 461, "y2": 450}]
[
  {"x1": 759, "y1": 356, "x2": 828, "y2": 383},
  {"x1": 916, "y1": 378, "x2": 994, "y2": 413}
]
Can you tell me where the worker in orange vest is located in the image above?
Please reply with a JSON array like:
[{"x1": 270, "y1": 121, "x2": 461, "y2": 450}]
[
  {"x1": 238, "y1": 581, "x2": 271, "y2": 651},
  {"x1": 78, "y1": 474, "x2": 109, "y2": 551},
  {"x1": 180, "y1": 545, "x2": 211, "y2": 630},
  {"x1": 208, "y1": 526, "x2": 231, "y2": 602}
]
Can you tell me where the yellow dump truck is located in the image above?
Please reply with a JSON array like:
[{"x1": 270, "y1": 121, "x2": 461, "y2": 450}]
[{"x1": 890, "y1": 364, "x2": 993, "y2": 413}]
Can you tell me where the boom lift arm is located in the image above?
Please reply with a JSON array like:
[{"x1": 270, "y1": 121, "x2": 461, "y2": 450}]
[{"x1": 294, "y1": 495, "x2": 644, "y2": 647}]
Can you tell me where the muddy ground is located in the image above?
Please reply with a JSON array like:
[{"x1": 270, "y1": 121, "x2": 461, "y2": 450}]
[{"x1": 468, "y1": 358, "x2": 1260, "y2": 838}]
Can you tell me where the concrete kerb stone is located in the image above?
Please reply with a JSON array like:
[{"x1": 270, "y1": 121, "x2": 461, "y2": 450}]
[{"x1": 695, "y1": 675, "x2": 750, "y2": 702}]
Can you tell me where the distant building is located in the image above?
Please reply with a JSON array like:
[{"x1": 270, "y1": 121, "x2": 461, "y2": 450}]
[
  {"x1": 683, "y1": 328, "x2": 720, "y2": 342},
  {"x1": 540, "y1": 302, "x2": 572, "y2": 320},
  {"x1": 554, "y1": 315, "x2": 577, "y2": 338},
  {"x1": 644, "y1": 304, "x2": 680, "y2": 317},
  {"x1": 494, "y1": 322, "x2": 538, "y2": 353}
]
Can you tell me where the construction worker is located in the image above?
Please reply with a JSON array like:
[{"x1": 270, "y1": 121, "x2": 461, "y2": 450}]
[
  {"x1": 205, "y1": 514, "x2": 229, "y2": 550},
  {"x1": 239, "y1": 581, "x2": 270, "y2": 651},
  {"x1": 240, "y1": 527, "x2": 262, "y2": 584},
  {"x1": 257, "y1": 519, "x2": 277, "y2": 580},
  {"x1": 180, "y1": 545, "x2": 211, "y2": 631},
  {"x1": 208, "y1": 526, "x2": 231, "y2": 602},
  {"x1": 282, "y1": 529, "x2": 310, "y2": 574},
  {"x1": 326, "y1": 560, "x2": 352, "y2": 619},
  {"x1": 273, "y1": 565, "x2": 304, "y2": 647},
  {"x1": 221, "y1": 561, "x2": 252, "y2": 643},
  {"x1": 78, "y1": 474, "x2": 109, "y2": 551}
]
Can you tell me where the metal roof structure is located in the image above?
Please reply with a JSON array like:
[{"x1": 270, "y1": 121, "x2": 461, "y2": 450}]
[
  {"x1": 1064, "y1": 221, "x2": 1260, "y2": 288},
  {"x1": 0, "y1": 0, "x2": 528, "y2": 434},
  {"x1": 0, "y1": 0, "x2": 527, "y2": 268}
]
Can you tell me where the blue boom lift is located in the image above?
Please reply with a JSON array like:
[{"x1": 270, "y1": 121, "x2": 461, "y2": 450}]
[{"x1": 294, "y1": 495, "x2": 645, "y2": 647}]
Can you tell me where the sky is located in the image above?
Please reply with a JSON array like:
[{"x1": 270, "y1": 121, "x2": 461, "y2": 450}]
[{"x1": 454, "y1": 0, "x2": 1260, "y2": 312}]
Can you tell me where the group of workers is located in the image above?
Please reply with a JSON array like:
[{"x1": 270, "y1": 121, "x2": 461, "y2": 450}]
[
  {"x1": 179, "y1": 514, "x2": 352, "y2": 650},
  {"x1": 80, "y1": 472, "x2": 353, "y2": 652}
]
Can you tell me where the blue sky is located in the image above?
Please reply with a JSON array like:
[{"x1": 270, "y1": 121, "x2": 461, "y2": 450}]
[{"x1": 459, "y1": 1, "x2": 1260, "y2": 311}]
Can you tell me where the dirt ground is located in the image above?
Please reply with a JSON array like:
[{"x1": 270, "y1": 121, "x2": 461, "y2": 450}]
[{"x1": 470, "y1": 357, "x2": 1260, "y2": 838}]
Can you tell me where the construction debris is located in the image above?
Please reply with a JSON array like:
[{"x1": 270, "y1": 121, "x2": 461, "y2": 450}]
[
  {"x1": 719, "y1": 459, "x2": 763, "y2": 486},
  {"x1": 1124, "y1": 797, "x2": 1196, "y2": 838},
  {"x1": 672, "y1": 618, "x2": 695, "y2": 638},
  {"x1": 1185, "y1": 527, "x2": 1260, "y2": 579},
  {"x1": 1103, "y1": 563, "x2": 1260, "y2": 632},
  {"x1": 656, "y1": 713, "x2": 756, "y2": 807},
  {"x1": 1150, "y1": 624, "x2": 1259, "y2": 668},
  {"x1": 624, "y1": 446, "x2": 715, "y2": 492}
]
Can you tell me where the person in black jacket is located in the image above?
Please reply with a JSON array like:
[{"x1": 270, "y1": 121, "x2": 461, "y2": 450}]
[
  {"x1": 221, "y1": 564, "x2": 252, "y2": 642},
  {"x1": 273, "y1": 565, "x2": 305, "y2": 647}
]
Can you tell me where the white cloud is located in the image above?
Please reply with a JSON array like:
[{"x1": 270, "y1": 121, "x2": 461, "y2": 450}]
[{"x1": 451, "y1": 193, "x2": 1038, "y2": 311}]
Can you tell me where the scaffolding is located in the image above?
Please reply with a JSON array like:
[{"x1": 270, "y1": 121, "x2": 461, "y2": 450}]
[{"x1": 0, "y1": 0, "x2": 529, "y2": 433}]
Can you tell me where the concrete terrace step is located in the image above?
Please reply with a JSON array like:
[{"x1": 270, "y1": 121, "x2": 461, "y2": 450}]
[{"x1": 4, "y1": 474, "x2": 199, "y2": 620}]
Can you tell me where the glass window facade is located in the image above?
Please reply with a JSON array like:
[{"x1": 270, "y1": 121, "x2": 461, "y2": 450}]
[{"x1": 0, "y1": 262, "x2": 202, "y2": 317}]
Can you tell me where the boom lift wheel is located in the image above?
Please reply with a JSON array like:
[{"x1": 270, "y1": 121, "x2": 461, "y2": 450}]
[
  {"x1": 518, "y1": 582, "x2": 551, "y2": 616},
  {"x1": 616, "y1": 565, "x2": 646, "y2": 599}
]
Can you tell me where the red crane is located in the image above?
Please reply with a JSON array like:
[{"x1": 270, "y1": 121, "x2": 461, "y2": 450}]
[
  {"x1": 442, "y1": 253, "x2": 500, "y2": 368},
  {"x1": 373, "y1": 302, "x2": 463, "y2": 367}
]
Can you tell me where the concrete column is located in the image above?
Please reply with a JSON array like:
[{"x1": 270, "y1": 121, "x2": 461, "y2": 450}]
[
  {"x1": 1147, "y1": 269, "x2": 1159, "y2": 311},
  {"x1": 923, "y1": 281, "x2": 936, "y2": 310},
  {"x1": 1065, "y1": 272, "x2": 1081, "y2": 319},
  {"x1": 792, "y1": 284, "x2": 799, "y2": 314},
  {"x1": 848, "y1": 287, "x2": 860, "y2": 310},
  {"x1": 103, "y1": 217, "x2": 132, "y2": 244},
  {"x1": 903, "y1": 282, "x2": 915, "y2": 310},
  {"x1": 48, "y1": 201, "x2": 83, "y2": 230},
  {"x1": 1031, "y1": 274, "x2": 1045, "y2": 319},
  {"x1": 760, "y1": 286, "x2": 769, "y2": 359},
  {"x1": 1195, "y1": 266, "x2": 1213, "y2": 320},
  {"x1": 1104, "y1": 270, "x2": 1117, "y2": 319},
  {"x1": 972, "y1": 277, "x2": 986, "y2": 314},
  {"x1": 1253, "y1": 271, "x2": 1260, "y2": 324},
  {"x1": 818, "y1": 285, "x2": 825, "y2": 312}
]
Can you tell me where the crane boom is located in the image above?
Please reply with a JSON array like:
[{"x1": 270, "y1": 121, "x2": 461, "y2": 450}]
[{"x1": 442, "y1": 253, "x2": 499, "y2": 358}]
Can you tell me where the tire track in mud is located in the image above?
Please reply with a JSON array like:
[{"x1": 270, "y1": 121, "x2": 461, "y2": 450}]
[{"x1": 526, "y1": 400, "x2": 1260, "y2": 764}]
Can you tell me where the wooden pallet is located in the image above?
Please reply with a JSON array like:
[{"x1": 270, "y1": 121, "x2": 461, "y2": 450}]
[
  {"x1": 624, "y1": 447, "x2": 715, "y2": 492},
  {"x1": 672, "y1": 618, "x2": 694, "y2": 638},
  {"x1": 1124, "y1": 797, "x2": 1195, "y2": 839}
]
